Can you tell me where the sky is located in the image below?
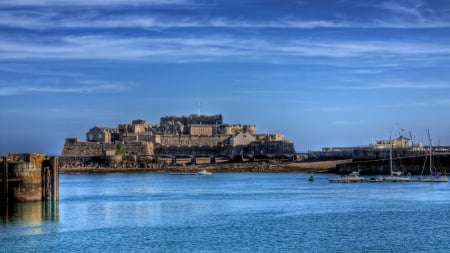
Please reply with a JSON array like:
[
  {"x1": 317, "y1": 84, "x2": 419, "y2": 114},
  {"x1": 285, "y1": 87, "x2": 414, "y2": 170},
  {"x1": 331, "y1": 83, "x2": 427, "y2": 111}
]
[{"x1": 1, "y1": 0, "x2": 450, "y2": 155}]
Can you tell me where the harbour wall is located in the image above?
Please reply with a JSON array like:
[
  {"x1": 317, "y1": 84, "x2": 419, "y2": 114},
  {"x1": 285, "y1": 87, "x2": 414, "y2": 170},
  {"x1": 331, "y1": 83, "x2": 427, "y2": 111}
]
[
  {"x1": 307, "y1": 150, "x2": 353, "y2": 161},
  {"x1": 336, "y1": 153, "x2": 450, "y2": 175},
  {"x1": 351, "y1": 148, "x2": 425, "y2": 162}
]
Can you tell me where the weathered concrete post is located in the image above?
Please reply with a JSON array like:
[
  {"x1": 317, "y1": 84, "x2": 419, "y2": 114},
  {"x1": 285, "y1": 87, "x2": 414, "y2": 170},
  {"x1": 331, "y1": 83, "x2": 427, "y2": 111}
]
[
  {"x1": 0, "y1": 154, "x2": 59, "y2": 206},
  {"x1": 13, "y1": 153, "x2": 46, "y2": 202}
]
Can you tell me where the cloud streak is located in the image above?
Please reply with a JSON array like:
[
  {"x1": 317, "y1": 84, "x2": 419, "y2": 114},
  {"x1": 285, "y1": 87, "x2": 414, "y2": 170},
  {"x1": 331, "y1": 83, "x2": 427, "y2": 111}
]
[
  {"x1": 1, "y1": 35, "x2": 449, "y2": 63},
  {"x1": 2, "y1": 0, "x2": 450, "y2": 32},
  {"x1": 323, "y1": 81, "x2": 450, "y2": 90},
  {"x1": 0, "y1": 81, "x2": 128, "y2": 96},
  {"x1": 0, "y1": 0, "x2": 191, "y2": 7},
  {"x1": 2, "y1": 11, "x2": 450, "y2": 31}
]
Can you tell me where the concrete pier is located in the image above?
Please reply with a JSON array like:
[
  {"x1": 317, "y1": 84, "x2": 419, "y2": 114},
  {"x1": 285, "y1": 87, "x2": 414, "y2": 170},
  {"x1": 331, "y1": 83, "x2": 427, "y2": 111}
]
[{"x1": 0, "y1": 154, "x2": 59, "y2": 204}]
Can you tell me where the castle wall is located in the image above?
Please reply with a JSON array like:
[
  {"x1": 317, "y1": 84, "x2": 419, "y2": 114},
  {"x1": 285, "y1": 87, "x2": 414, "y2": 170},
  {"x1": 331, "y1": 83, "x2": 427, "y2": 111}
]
[
  {"x1": 248, "y1": 140, "x2": 296, "y2": 155},
  {"x1": 158, "y1": 135, "x2": 230, "y2": 147},
  {"x1": 62, "y1": 139, "x2": 154, "y2": 156}
]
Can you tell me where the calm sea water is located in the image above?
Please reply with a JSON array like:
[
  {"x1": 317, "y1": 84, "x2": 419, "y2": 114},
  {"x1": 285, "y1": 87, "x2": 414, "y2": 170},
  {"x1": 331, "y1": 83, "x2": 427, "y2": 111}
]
[{"x1": 1, "y1": 173, "x2": 450, "y2": 252}]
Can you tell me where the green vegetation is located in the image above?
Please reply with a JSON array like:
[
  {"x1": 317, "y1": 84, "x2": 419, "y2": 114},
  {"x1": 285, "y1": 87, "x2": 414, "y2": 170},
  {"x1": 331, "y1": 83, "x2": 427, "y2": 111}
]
[{"x1": 116, "y1": 144, "x2": 125, "y2": 155}]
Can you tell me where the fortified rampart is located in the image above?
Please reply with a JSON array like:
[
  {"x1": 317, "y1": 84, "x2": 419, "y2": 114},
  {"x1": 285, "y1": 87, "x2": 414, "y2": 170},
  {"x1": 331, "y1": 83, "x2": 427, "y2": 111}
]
[
  {"x1": 158, "y1": 135, "x2": 230, "y2": 147},
  {"x1": 62, "y1": 138, "x2": 154, "y2": 156},
  {"x1": 248, "y1": 141, "x2": 295, "y2": 155}
]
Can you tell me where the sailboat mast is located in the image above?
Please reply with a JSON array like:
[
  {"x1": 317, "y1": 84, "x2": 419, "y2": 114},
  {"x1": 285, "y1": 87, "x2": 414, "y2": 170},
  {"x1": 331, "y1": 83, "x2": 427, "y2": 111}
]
[
  {"x1": 390, "y1": 140, "x2": 393, "y2": 175},
  {"x1": 428, "y1": 129, "x2": 432, "y2": 174}
]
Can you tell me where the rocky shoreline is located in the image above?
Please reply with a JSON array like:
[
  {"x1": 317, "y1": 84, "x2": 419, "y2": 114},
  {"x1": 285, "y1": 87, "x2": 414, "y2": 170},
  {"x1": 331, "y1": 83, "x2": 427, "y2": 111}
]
[{"x1": 60, "y1": 160, "x2": 350, "y2": 174}]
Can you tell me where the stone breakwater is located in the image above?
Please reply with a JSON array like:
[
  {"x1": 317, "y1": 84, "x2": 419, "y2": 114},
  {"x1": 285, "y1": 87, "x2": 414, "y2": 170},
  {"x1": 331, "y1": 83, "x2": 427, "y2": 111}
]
[
  {"x1": 60, "y1": 160, "x2": 349, "y2": 174},
  {"x1": 336, "y1": 153, "x2": 450, "y2": 175}
]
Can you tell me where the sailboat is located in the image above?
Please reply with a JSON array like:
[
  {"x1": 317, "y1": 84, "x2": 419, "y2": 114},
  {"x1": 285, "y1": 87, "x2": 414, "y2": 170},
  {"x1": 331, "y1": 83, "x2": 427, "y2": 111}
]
[
  {"x1": 417, "y1": 130, "x2": 448, "y2": 182},
  {"x1": 382, "y1": 141, "x2": 411, "y2": 182}
]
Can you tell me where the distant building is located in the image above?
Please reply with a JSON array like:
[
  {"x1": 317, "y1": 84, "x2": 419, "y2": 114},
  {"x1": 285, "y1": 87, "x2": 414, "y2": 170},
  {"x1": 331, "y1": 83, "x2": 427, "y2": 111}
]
[
  {"x1": 255, "y1": 133, "x2": 283, "y2": 141},
  {"x1": 321, "y1": 135, "x2": 423, "y2": 152},
  {"x1": 370, "y1": 135, "x2": 422, "y2": 150},
  {"x1": 189, "y1": 124, "x2": 213, "y2": 136},
  {"x1": 86, "y1": 127, "x2": 120, "y2": 143},
  {"x1": 229, "y1": 132, "x2": 256, "y2": 146}
]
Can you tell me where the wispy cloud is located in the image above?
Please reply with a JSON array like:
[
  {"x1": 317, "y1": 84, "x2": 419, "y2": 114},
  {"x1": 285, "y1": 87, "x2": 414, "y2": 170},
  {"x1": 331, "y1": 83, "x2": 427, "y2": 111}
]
[
  {"x1": 372, "y1": 98, "x2": 450, "y2": 109},
  {"x1": 2, "y1": 1, "x2": 450, "y2": 32},
  {"x1": 0, "y1": 0, "x2": 192, "y2": 7},
  {"x1": 378, "y1": 0, "x2": 426, "y2": 20},
  {"x1": 0, "y1": 64, "x2": 81, "y2": 77},
  {"x1": 364, "y1": 0, "x2": 450, "y2": 28},
  {"x1": 347, "y1": 69, "x2": 386, "y2": 75},
  {"x1": 1, "y1": 35, "x2": 450, "y2": 63},
  {"x1": 331, "y1": 120, "x2": 364, "y2": 126},
  {"x1": 0, "y1": 11, "x2": 352, "y2": 30},
  {"x1": 0, "y1": 81, "x2": 128, "y2": 96},
  {"x1": 2, "y1": 12, "x2": 450, "y2": 30},
  {"x1": 324, "y1": 81, "x2": 450, "y2": 90}
]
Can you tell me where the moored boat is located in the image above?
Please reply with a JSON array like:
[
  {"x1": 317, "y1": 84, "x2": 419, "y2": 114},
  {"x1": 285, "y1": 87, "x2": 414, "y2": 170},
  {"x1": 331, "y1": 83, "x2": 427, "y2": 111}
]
[
  {"x1": 382, "y1": 171, "x2": 412, "y2": 182},
  {"x1": 417, "y1": 172, "x2": 448, "y2": 182},
  {"x1": 417, "y1": 130, "x2": 448, "y2": 182},
  {"x1": 196, "y1": 169, "x2": 212, "y2": 175},
  {"x1": 382, "y1": 141, "x2": 411, "y2": 182},
  {"x1": 329, "y1": 171, "x2": 365, "y2": 183}
]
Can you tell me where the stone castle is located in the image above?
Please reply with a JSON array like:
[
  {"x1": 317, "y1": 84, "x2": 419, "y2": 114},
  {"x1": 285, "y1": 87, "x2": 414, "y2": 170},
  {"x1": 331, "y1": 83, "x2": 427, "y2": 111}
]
[{"x1": 61, "y1": 114, "x2": 296, "y2": 167}]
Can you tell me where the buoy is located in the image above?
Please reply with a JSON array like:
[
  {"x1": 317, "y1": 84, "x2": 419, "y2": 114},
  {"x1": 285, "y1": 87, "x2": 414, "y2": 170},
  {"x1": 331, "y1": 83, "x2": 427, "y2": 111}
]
[{"x1": 308, "y1": 175, "x2": 314, "y2": 182}]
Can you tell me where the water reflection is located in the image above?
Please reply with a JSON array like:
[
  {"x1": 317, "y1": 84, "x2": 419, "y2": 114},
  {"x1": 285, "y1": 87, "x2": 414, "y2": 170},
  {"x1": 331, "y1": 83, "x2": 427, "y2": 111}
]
[{"x1": 1, "y1": 201, "x2": 58, "y2": 224}]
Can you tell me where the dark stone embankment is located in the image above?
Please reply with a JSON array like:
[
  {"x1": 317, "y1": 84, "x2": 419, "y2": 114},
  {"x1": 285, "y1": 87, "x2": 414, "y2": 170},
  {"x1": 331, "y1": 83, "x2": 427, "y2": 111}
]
[
  {"x1": 336, "y1": 153, "x2": 450, "y2": 175},
  {"x1": 60, "y1": 160, "x2": 350, "y2": 174}
]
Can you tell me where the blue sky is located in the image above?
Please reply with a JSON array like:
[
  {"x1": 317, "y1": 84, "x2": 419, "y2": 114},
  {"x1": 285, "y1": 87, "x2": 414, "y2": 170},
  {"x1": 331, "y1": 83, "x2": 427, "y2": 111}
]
[{"x1": 1, "y1": 0, "x2": 450, "y2": 154}]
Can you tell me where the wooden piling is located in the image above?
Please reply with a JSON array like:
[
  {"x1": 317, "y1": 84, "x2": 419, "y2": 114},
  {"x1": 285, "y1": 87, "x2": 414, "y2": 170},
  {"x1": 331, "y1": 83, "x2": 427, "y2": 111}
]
[
  {"x1": 1, "y1": 157, "x2": 7, "y2": 205},
  {"x1": 42, "y1": 159, "x2": 50, "y2": 201},
  {"x1": 51, "y1": 157, "x2": 59, "y2": 201}
]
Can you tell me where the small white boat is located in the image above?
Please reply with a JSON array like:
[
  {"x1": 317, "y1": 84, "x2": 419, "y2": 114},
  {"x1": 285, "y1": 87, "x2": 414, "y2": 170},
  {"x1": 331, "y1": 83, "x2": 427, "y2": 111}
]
[
  {"x1": 329, "y1": 171, "x2": 364, "y2": 183},
  {"x1": 196, "y1": 169, "x2": 212, "y2": 175}
]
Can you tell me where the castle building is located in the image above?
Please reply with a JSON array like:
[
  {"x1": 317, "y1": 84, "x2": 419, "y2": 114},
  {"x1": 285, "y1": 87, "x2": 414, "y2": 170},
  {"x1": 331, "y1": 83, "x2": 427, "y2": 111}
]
[{"x1": 63, "y1": 114, "x2": 296, "y2": 158}]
